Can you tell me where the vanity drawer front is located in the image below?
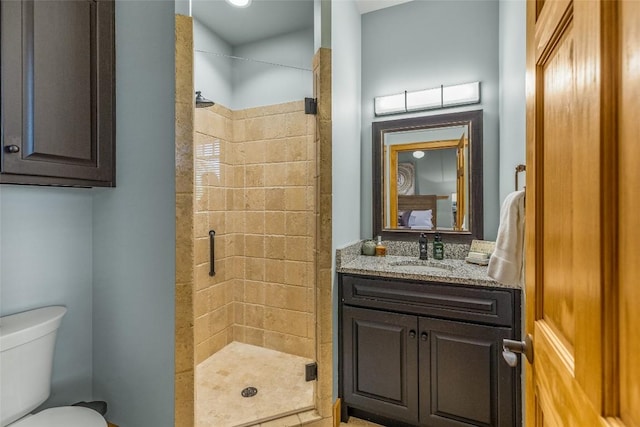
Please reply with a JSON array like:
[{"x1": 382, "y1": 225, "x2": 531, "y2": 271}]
[{"x1": 341, "y1": 274, "x2": 514, "y2": 327}]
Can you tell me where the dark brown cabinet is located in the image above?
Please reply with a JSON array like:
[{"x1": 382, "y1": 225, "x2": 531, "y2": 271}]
[
  {"x1": 339, "y1": 274, "x2": 521, "y2": 427},
  {"x1": 1, "y1": 0, "x2": 115, "y2": 187}
]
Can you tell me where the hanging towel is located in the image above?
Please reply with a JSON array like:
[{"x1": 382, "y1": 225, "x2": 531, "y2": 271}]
[{"x1": 488, "y1": 190, "x2": 526, "y2": 286}]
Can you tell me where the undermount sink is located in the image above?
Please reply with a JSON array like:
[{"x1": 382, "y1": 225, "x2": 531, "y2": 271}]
[{"x1": 389, "y1": 260, "x2": 454, "y2": 273}]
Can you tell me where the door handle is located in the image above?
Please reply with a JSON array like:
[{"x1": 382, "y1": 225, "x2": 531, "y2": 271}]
[
  {"x1": 502, "y1": 334, "x2": 533, "y2": 367},
  {"x1": 4, "y1": 145, "x2": 20, "y2": 153}
]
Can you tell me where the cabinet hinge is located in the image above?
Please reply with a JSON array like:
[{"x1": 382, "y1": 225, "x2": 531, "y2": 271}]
[{"x1": 305, "y1": 97, "x2": 318, "y2": 115}]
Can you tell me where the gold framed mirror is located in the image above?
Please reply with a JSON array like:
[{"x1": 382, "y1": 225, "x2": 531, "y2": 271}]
[{"x1": 372, "y1": 110, "x2": 483, "y2": 242}]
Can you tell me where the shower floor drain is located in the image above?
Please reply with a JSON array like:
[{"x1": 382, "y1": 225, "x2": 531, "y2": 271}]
[{"x1": 241, "y1": 387, "x2": 258, "y2": 397}]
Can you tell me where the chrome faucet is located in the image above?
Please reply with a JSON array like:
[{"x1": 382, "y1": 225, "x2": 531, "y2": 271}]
[{"x1": 419, "y1": 233, "x2": 429, "y2": 260}]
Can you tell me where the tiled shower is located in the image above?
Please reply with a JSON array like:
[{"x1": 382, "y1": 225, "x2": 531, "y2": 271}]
[{"x1": 174, "y1": 15, "x2": 333, "y2": 427}]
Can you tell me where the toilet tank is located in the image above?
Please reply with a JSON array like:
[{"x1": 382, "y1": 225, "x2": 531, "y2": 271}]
[{"x1": 0, "y1": 306, "x2": 67, "y2": 427}]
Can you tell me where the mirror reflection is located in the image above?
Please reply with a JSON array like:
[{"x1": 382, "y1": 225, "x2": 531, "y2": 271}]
[
  {"x1": 373, "y1": 110, "x2": 483, "y2": 242},
  {"x1": 385, "y1": 125, "x2": 468, "y2": 231}
]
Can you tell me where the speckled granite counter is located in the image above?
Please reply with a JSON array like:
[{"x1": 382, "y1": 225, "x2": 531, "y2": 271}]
[{"x1": 336, "y1": 241, "x2": 519, "y2": 290}]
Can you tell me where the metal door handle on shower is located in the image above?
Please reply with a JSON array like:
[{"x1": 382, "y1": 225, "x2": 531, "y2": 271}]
[{"x1": 209, "y1": 230, "x2": 216, "y2": 277}]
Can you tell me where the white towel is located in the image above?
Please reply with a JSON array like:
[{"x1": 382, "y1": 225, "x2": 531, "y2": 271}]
[{"x1": 488, "y1": 190, "x2": 525, "y2": 286}]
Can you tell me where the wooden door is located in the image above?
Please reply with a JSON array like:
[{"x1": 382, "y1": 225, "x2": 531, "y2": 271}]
[
  {"x1": 525, "y1": 0, "x2": 639, "y2": 425},
  {"x1": 342, "y1": 306, "x2": 419, "y2": 424}
]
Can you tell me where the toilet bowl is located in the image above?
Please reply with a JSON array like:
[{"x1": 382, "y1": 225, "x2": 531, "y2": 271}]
[
  {"x1": 0, "y1": 307, "x2": 107, "y2": 427},
  {"x1": 9, "y1": 407, "x2": 107, "y2": 427}
]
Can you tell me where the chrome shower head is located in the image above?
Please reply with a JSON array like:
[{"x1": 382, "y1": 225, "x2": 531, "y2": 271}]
[{"x1": 195, "y1": 91, "x2": 215, "y2": 108}]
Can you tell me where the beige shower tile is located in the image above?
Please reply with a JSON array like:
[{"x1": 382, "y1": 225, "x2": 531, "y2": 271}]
[
  {"x1": 285, "y1": 187, "x2": 308, "y2": 211},
  {"x1": 263, "y1": 113, "x2": 286, "y2": 140},
  {"x1": 233, "y1": 119, "x2": 246, "y2": 143},
  {"x1": 265, "y1": 211, "x2": 285, "y2": 235},
  {"x1": 286, "y1": 161, "x2": 308, "y2": 186},
  {"x1": 245, "y1": 211, "x2": 265, "y2": 234},
  {"x1": 232, "y1": 188, "x2": 246, "y2": 211},
  {"x1": 194, "y1": 288, "x2": 209, "y2": 318},
  {"x1": 284, "y1": 261, "x2": 309, "y2": 286},
  {"x1": 264, "y1": 307, "x2": 308, "y2": 337},
  {"x1": 246, "y1": 257, "x2": 265, "y2": 281},
  {"x1": 245, "y1": 164, "x2": 265, "y2": 187},
  {"x1": 265, "y1": 235, "x2": 285, "y2": 260},
  {"x1": 206, "y1": 211, "x2": 224, "y2": 234},
  {"x1": 244, "y1": 234, "x2": 265, "y2": 258},
  {"x1": 286, "y1": 236, "x2": 312, "y2": 262},
  {"x1": 265, "y1": 187, "x2": 285, "y2": 211},
  {"x1": 264, "y1": 259, "x2": 285, "y2": 284},
  {"x1": 261, "y1": 414, "x2": 301, "y2": 427},
  {"x1": 244, "y1": 327, "x2": 265, "y2": 347},
  {"x1": 285, "y1": 111, "x2": 307, "y2": 137},
  {"x1": 209, "y1": 306, "x2": 228, "y2": 335},
  {"x1": 265, "y1": 283, "x2": 308, "y2": 312},
  {"x1": 245, "y1": 117, "x2": 266, "y2": 141},
  {"x1": 264, "y1": 163, "x2": 287, "y2": 187},
  {"x1": 195, "y1": 313, "x2": 211, "y2": 344},
  {"x1": 285, "y1": 137, "x2": 308, "y2": 162},
  {"x1": 233, "y1": 325, "x2": 246, "y2": 342},
  {"x1": 233, "y1": 301, "x2": 244, "y2": 324},
  {"x1": 233, "y1": 257, "x2": 246, "y2": 280},
  {"x1": 207, "y1": 187, "x2": 226, "y2": 211},
  {"x1": 286, "y1": 212, "x2": 308, "y2": 236},
  {"x1": 245, "y1": 188, "x2": 265, "y2": 211},
  {"x1": 175, "y1": 327, "x2": 194, "y2": 374},
  {"x1": 244, "y1": 280, "x2": 266, "y2": 305},
  {"x1": 245, "y1": 304, "x2": 265, "y2": 329},
  {"x1": 211, "y1": 283, "x2": 227, "y2": 310},
  {"x1": 265, "y1": 139, "x2": 288, "y2": 163},
  {"x1": 263, "y1": 331, "x2": 314, "y2": 359},
  {"x1": 245, "y1": 141, "x2": 267, "y2": 165}
]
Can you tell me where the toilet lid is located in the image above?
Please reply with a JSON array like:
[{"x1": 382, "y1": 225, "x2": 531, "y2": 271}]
[{"x1": 11, "y1": 407, "x2": 107, "y2": 427}]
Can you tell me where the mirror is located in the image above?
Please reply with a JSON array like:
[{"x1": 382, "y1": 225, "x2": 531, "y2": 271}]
[{"x1": 373, "y1": 110, "x2": 483, "y2": 242}]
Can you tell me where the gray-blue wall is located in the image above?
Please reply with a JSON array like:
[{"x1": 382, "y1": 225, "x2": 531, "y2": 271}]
[
  {"x1": 498, "y1": 0, "x2": 526, "y2": 203},
  {"x1": 361, "y1": 0, "x2": 500, "y2": 240},
  {"x1": 91, "y1": 1, "x2": 176, "y2": 426},
  {"x1": 0, "y1": 186, "x2": 94, "y2": 408}
]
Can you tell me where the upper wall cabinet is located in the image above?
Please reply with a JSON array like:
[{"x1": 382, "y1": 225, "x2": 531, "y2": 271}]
[{"x1": 1, "y1": 0, "x2": 115, "y2": 187}]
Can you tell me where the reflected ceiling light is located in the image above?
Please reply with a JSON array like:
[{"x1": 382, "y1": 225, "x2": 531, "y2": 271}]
[
  {"x1": 413, "y1": 151, "x2": 425, "y2": 159},
  {"x1": 374, "y1": 82, "x2": 480, "y2": 116},
  {"x1": 225, "y1": 0, "x2": 252, "y2": 7}
]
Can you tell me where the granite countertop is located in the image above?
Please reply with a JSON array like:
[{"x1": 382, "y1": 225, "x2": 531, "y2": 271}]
[{"x1": 335, "y1": 241, "x2": 520, "y2": 290}]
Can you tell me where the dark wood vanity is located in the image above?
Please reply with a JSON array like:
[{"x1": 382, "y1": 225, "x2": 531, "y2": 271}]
[{"x1": 338, "y1": 273, "x2": 521, "y2": 427}]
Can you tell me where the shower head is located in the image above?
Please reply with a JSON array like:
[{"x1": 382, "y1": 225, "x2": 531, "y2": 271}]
[{"x1": 195, "y1": 91, "x2": 215, "y2": 108}]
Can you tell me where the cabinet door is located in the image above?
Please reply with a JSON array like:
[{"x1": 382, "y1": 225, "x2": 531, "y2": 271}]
[
  {"x1": 342, "y1": 306, "x2": 419, "y2": 424},
  {"x1": 1, "y1": 0, "x2": 115, "y2": 186},
  {"x1": 418, "y1": 317, "x2": 515, "y2": 427}
]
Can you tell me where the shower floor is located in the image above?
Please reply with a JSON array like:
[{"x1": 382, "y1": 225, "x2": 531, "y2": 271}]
[{"x1": 196, "y1": 342, "x2": 315, "y2": 427}]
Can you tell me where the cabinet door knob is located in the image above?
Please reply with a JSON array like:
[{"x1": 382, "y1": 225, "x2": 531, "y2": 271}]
[
  {"x1": 409, "y1": 330, "x2": 416, "y2": 339},
  {"x1": 5, "y1": 145, "x2": 20, "y2": 153},
  {"x1": 421, "y1": 332, "x2": 429, "y2": 341}
]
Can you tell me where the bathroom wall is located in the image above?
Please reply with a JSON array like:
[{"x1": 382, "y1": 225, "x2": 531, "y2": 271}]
[
  {"x1": 361, "y1": 0, "x2": 500, "y2": 240},
  {"x1": 193, "y1": 18, "x2": 233, "y2": 109},
  {"x1": 92, "y1": 1, "x2": 176, "y2": 426},
  {"x1": 232, "y1": 28, "x2": 314, "y2": 110},
  {"x1": 498, "y1": 0, "x2": 526, "y2": 203},
  {"x1": 0, "y1": 186, "x2": 94, "y2": 408},
  {"x1": 331, "y1": 0, "x2": 361, "y2": 400}
]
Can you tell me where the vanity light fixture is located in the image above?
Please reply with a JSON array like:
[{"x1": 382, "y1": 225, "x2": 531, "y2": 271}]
[
  {"x1": 412, "y1": 150, "x2": 425, "y2": 159},
  {"x1": 374, "y1": 81, "x2": 481, "y2": 116},
  {"x1": 225, "y1": 0, "x2": 252, "y2": 7}
]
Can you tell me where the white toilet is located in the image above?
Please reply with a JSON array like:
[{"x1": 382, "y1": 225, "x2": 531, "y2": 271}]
[{"x1": 0, "y1": 306, "x2": 107, "y2": 427}]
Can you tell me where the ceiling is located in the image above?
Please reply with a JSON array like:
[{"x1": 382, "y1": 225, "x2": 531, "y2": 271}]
[{"x1": 192, "y1": 0, "x2": 414, "y2": 47}]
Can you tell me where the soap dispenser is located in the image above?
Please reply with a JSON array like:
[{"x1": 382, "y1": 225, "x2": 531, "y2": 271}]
[
  {"x1": 433, "y1": 233, "x2": 444, "y2": 260},
  {"x1": 375, "y1": 235, "x2": 386, "y2": 257}
]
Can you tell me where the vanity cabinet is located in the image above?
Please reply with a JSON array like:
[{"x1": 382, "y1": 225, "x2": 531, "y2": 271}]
[
  {"x1": 339, "y1": 274, "x2": 521, "y2": 427},
  {"x1": 0, "y1": 0, "x2": 115, "y2": 187}
]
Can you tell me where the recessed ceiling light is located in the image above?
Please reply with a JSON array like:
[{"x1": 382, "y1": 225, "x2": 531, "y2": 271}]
[
  {"x1": 413, "y1": 151, "x2": 425, "y2": 159},
  {"x1": 225, "y1": 0, "x2": 252, "y2": 8}
]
